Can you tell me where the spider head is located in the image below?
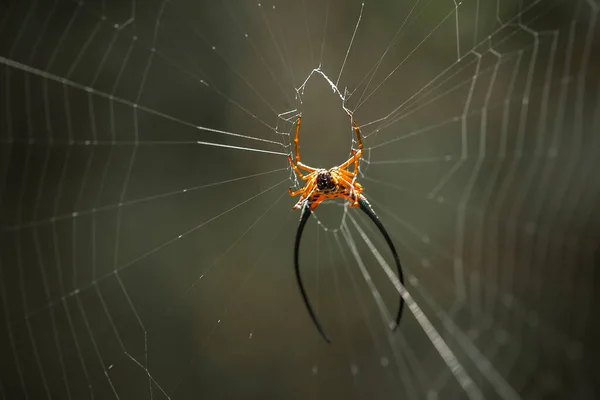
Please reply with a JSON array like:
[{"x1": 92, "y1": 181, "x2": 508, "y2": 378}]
[{"x1": 316, "y1": 170, "x2": 336, "y2": 192}]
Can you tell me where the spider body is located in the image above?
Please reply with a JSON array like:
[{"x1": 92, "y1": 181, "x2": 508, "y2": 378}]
[
  {"x1": 287, "y1": 113, "x2": 405, "y2": 344},
  {"x1": 287, "y1": 115, "x2": 364, "y2": 211}
]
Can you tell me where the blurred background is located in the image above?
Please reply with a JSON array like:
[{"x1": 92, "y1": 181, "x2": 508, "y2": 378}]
[{"x1": 0, "y1": 0, "x2": 598, "y2": 399}]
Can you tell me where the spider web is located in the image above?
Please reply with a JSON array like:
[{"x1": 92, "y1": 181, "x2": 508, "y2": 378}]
[{"x1": 0, "y1": 0, "x2": 598, "y2": 399}]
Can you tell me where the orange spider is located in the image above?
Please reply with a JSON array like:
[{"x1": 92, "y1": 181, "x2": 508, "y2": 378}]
[
  {"x1": 287, "y1": 114, "x2": 364, "y2": 211},
  {"x1": 287, "y1": 114, "x2": 405, "y2": 343}
]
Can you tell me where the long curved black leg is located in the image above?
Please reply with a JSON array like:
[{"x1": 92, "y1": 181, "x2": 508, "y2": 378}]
[
  {"x1": 357, "y1": 195, "x2": 405, "y2": 330},
  {"x1": 294, "y1": 201, "x2": 332, "y2": 343}
]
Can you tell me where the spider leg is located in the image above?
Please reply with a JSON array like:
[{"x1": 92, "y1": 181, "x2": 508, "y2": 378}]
[
  {"x1": 290, "y1": 178, "x2": 318, "y2": 208},
  {"x1": 288, "y1": 116, "x2": 317, "y2": 179},
  {"x1": 337, "y1": 193, "x2": 358, "y2": 207},
  {"x1": 293, "y1": 117, "x2": 302, "y2": 163},
  {"x1": 297, "y1": 161, "x2": 317, "y2": 173},
  {"x1": 337, "y1": 149, "x2": 362, "y2": 172},
  {"x1": 351, "y1": 118, "x2": 364, "y2": 152},
  {"x1": 288, "y1": 155, "x2": 309, "y2": 180},
  {"x1": 337, "y1": 116, "x2": 365, "y2": 171},
  {"x1": 294, "y1": 201, "x2": 332, "y2": 343},
  {"x1": 351, "y1": 151, "x2": 360, "y2": 178},
  {"x1": 339, "y1": 167, "x2": 361, "y2": 182},
  {"x1": 336, "y1": 174, "x2": 363, "y2": 207},
  {"x1": 357, "y1": 195, "x2": 405, "y2": 330},
  {"x1": 288, "y1": 187, "x2": 307, "y2": 197}
]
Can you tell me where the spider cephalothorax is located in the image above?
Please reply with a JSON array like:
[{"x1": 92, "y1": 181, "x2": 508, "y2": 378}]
[
  {"x1": 316, "y1": 170, "x2": 337, "y2": 192},
  {"x1": 287, "y1": 113, "x2": 405, "y2": 343}
]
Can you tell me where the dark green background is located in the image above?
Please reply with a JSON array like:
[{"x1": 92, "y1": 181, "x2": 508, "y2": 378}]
[{"x1": 0, "y1": 0, "x2": 598, "y2": 399}]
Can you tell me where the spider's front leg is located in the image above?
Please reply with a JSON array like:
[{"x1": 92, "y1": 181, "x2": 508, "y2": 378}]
[
  {"x1": 293, "y1": 117, "x2": 302, "y2": 164},
  {"x1": 337, "y1": 117, "x2": 364, "y2": 173},
  {"x1": 338, "y1": 149, "x2": 361, "y2": 174},
  {"x1": 288, "y1": 117, "x2": 317, "y2": 181}
]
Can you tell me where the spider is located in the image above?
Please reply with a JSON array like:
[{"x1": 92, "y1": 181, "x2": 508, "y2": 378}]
[{"x1": 288, "y1": 113, "x2": 405, "y2": 343}]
